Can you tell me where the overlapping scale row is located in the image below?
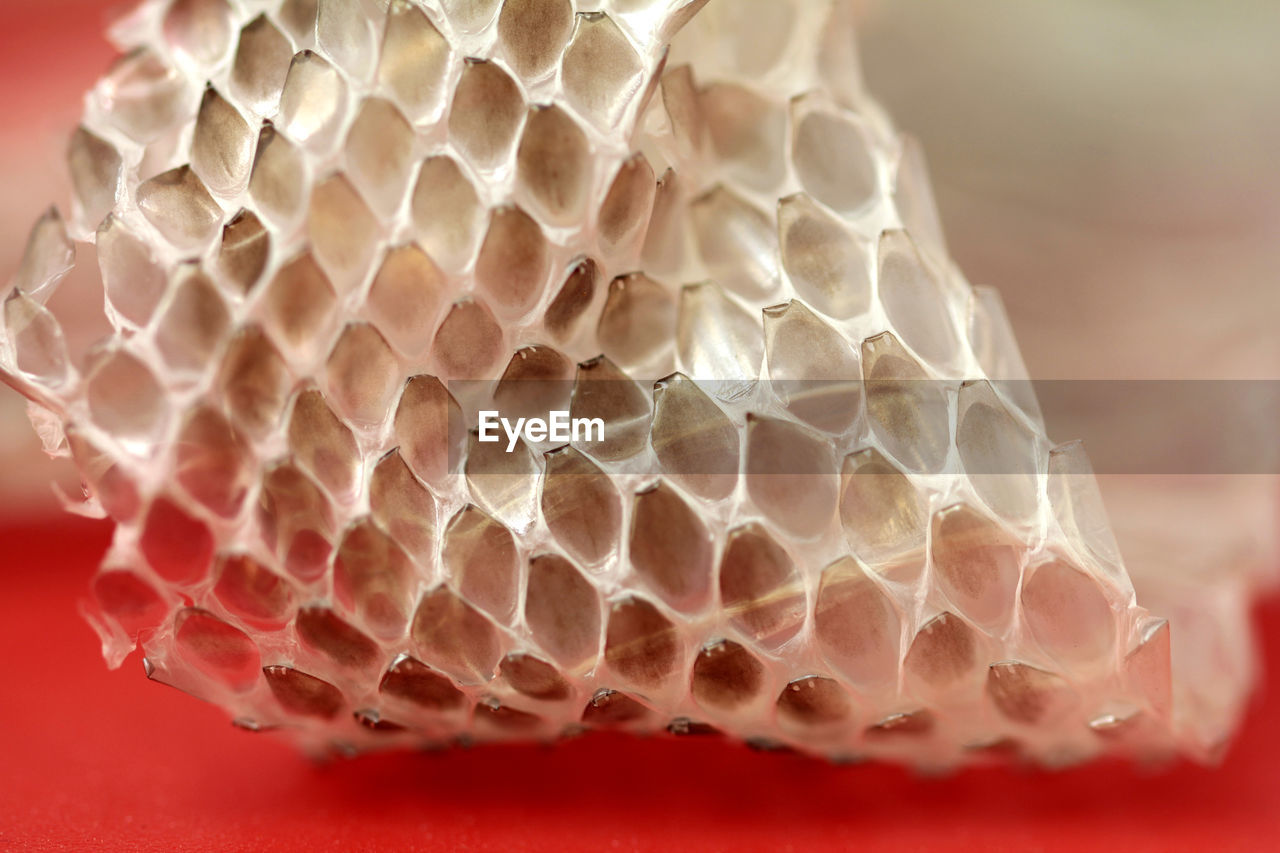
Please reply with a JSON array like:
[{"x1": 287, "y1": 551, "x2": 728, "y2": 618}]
[{"x1": 0, "y1": 0, "x2": 1217, "y2": 767}]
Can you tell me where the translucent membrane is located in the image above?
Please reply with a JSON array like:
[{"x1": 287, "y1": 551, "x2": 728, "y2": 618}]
[{"x1": 1, "y1": 0, "x2": 1228, "y2": 767}]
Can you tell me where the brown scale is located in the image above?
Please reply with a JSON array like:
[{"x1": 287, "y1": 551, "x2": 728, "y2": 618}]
[
  {"x1": 524, "y1": 553, "x2": 601, "y2": 670},
  {"x1": 474, "y1": 205, "x2": 550, "y2": 319},
  {"x1": 333, "y1": 518, "x2": 416, "y2": 640},
  {"x1": 540, "y1": 446, "x2": 622, "y2": 569},
  {"x1": 286, "y1": 389, "x2": 361, "y2": 501},
  {"x1": 691, "y1": 639, "x2": 766, "y2": 713},
  {"x1": 369, "y1": 451, "x2": 437, "y2": 564},
  {"x1": 410, "y1": 156, "x2": 485, "y2": 273},
  {"x1": 264, "y1": 666, "x2": 344, "y2": 719},
  {"x1": 295, "y1": 606, "x2": 382, "y2": 671},
  {"x1": 324, "y1": 323, "x2": 401, "y2": 427},
  {"x1": 155, "y1": 268, "x2": 230, "y2": 372},
  {"x1": 344, "y1": 98, "x2": 415, "y2": 218},
  {"x1": 366, "y1": 245, "x2": 447, "y2": 359},
  {"x1": 308, "y1": 175, "x2": 381, "y2": 293},
  {"x1": 604, "y1": 596, "x2": 681, "y2": 690},
  {"x1": 213, "y1": 554, "x2": 297, "y2": 630},
  {"x1": 260, "y1": 253, "x2": 337, "y2": 360},
  {"x1": 441, "y1": 504, "x2": 519, "y2": 623},
  {"x1": 500, "y1": 652, "x2": 571, "y2": 701},
  {"x1": 628, "y1": 480, "x2": 714, "y2": 612},
  {"x1": 650, "y1": 373, "x2": 739, "y2": 502},
  {"x1": 718, "y1": 524, "x2": 807, "y2": 651},
  {"x1": 410, "y1": 586, "x2": 503, "y2": 684}
]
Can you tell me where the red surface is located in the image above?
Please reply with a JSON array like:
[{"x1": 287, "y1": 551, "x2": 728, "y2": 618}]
[{"x1": 0, "y1": 516, "x2": 1278, "y2": 852}]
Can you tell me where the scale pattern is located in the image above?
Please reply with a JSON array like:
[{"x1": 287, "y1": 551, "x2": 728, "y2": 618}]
[{"x1": 0, "y1": 0, "x2": 1193, "y2": 766}]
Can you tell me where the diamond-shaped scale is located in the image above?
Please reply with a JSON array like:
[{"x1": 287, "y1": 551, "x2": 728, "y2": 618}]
[{"x1": 0, "y1": 0, "x2": 1233, "y2": 767}]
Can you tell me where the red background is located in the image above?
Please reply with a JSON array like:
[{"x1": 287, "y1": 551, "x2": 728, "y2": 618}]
[
  {"x1": 2, "y1": 3, "x2": 1279, "y2": 850},
  {"x1": 2, "y1": 519, "x2": 1278, "y2": 852}
]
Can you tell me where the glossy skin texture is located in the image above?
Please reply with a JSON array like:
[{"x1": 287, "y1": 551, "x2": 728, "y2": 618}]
[{"x1": 0, "y1": 0, "x2": 1260, "y2": 770}]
